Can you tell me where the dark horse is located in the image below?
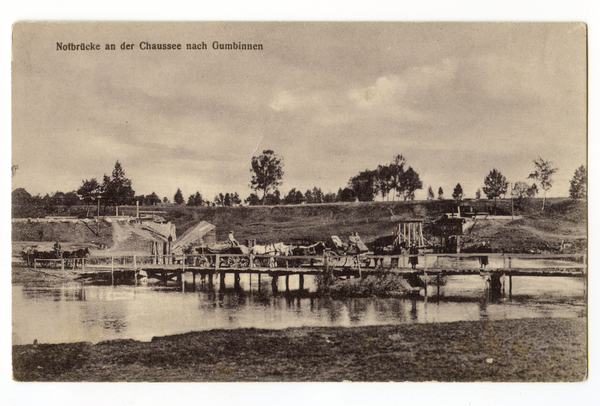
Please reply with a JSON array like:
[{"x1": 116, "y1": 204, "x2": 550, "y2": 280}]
[{"x1": 63, "y1": 247, "x2": 91, "y2": 269}]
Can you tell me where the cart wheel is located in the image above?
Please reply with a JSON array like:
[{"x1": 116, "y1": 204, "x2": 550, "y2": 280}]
[{"x1": 326, "y1": 252, "x2": 339, "y2": 266}]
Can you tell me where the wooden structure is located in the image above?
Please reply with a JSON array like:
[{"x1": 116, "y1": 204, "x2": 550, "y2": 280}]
[
  {"x1": 72, "y1": 252, "x2": 586, "y2": 296},
  {"x1": 170, "y1": 221, "x2": 216, "y2": 254},
  {"x1": 396, "y1": 220, "x2": 425, "y2": 247}
]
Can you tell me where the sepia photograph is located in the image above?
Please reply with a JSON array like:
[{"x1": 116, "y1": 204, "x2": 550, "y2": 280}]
[{"x1": 10, "y1": 20, "x2": 588, "y2": 386}]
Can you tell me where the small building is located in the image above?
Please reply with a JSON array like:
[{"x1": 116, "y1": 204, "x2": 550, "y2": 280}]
[
  {"x1": 429, "y1": 217, "x2": 466, "y2": 253},
  {"x1": 170, "y1": 221, "x2": 216, "y2": 254}
]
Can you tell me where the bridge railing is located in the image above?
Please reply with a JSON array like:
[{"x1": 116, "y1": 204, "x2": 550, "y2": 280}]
[{"x1": 35, "y1": 252, "x2": 587, "y2": 274}]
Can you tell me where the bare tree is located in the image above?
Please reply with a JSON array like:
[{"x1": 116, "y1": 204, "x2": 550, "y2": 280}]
[{"x1": 528, "y1": 157, "x2": 558, "y2": 210}]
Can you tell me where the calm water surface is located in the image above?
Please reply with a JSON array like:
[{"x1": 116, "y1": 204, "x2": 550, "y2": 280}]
[{"x1": 12, "y1": 273, "x2": 586, "y2": 345}]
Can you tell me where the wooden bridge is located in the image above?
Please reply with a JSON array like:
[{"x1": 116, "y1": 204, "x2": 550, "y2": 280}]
[{"x1": 34, "y1": 252, "x2": 587, "y2": 295}]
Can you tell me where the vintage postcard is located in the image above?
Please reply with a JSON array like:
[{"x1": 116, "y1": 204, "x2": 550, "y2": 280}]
[{"x1": 11, "y1": 22, "x2": 587, "y2": 383}]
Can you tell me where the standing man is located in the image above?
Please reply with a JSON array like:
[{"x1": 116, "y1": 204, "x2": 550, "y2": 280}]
[
  {"x1": 228, "y1": 231, "x2": 239, "y2": 247},
  {"x1": 409, "y1": 244, "x2": 419, "y2": 269}
]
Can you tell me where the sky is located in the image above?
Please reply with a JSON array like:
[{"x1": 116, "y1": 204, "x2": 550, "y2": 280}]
[{"x1": 12, "y1": 22, "x2": 587, "y2": 202}]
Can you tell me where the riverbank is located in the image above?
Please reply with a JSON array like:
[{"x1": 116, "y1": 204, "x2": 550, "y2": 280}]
[{"x1": 13, "y1": 317, "x2": 586, "y2": 382}]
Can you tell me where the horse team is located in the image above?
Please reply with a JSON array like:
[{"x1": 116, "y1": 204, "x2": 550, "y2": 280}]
[{"x1": 21, "y1": 245, "x2": 90, "y2": 269}]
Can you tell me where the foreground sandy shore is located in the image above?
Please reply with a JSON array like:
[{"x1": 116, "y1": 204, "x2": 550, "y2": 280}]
[{"x1": 13, "y1": 317, "x2": 586, "y2": 382}]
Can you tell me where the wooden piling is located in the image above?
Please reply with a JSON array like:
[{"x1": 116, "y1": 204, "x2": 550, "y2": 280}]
[
  {"x1": 111, "y1": 256, "x2": 114, "y2": 286},
  {"x1": 299, "y1": 273, "x2": 304, "y2": 290},
  {"x1": 219, "y1": 271, "x2": 226, "y2": 289},
  {"x1": 285, "y1": 275, "x2": 290, "y2": 291}
]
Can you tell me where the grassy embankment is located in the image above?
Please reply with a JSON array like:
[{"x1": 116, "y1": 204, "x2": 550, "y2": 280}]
[
  {"x1": 12, "y1": 318, "x2": 587, "y2": 382},
  {"x1": 162, "y1": 197, "x2": 587, "y2": 254},
  {"x1": 11, "y1": 198, "x2": 586, "y2": 256}
]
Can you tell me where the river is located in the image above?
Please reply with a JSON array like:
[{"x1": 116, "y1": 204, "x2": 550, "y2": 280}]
[{"x1": 12, "y1": 273, "x2": 586, "y2": 345}]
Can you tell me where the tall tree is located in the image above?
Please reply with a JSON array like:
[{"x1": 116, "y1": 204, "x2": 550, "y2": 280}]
[
  {"x1": 337, "y1": 187, "x2": 356, "y2": 202},
  {"x1": 250, "y1": 150, "x2": 284, "y2": 205},
  {"x1": 12, "y1": 188, "x2": 32, "y2": 205},
  {"x1": 569, "y1": 164, "x2": 587, "y2": 199},
  {"x1": 438, "y1": 187, "x2": 444, "y2": 200},
  {"x1": 312, "y1": 187, "x2": 324, "y2": 204},
  {"x1": 230, "y1": 192, "x2": 242, "y2": 205},
  {"x1": 452, "y1": 183, "x2": 464, "y2": 201},
  {"x1": 77, "y1": 178, "x2": 101, "y2": 217},
  {"x1": 527, "y1": 158, "x2": 558, "y2": 210},
  {"x1": 388, "y1": 155, "x2": 406, "y2": 200},
  {"x1": 427, "y1": 186, "x2": 435, "y2": 200},
  {"x1": 399, "y1": 167, "x2": 423, "y2": 201},
  {"x1": 475, "y1": 188, "x2": 482, "y2": 200},
  {"x1": 102, "y1": 161, "x2": 135, "y2": 211},
  {"x1": 187, "y1": 191, "x2": 204, "y2": 206},
  {"x1": 304, "y1": 189, "x2": 313, "y2": 204},
  {"x1": 349, "y1": 169, "x2": 378, "y2": 202},
  {"x1": 376, "y1": 164, "x2": 392, "y2": 201},
  {"x1": 145, "y1": 192, "x2": 161, "y2": 206},
  {"x1": 214, "y1": 193, "x2": 225, "y2": 206},
  {"x1": 174, "y1": 188, "x2": 184, "y2": 205},
  {"x1": 483, "y1": 168, "x2": 508, "y2": 210}
]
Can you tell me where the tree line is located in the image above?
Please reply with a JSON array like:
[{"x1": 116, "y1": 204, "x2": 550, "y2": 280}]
[{"x1": 12, "y1": 153, "x2": 587, "y2": 216}]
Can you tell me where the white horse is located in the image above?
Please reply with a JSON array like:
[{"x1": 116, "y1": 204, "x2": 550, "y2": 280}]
[{"x1": 250, "y1": 243, "x2": 295, "y2": 266}]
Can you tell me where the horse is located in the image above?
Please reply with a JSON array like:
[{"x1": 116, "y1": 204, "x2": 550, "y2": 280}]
[
  {"x1": 67, "y1": 248, "x2": 91, "y2": 269},
  {"x1": 292, "y1": 241, "x2": 326, "y2": 256},
  {"x1": 251, "y1": 243, "x2": 294, "y2": 267},
  {"x1": 291, "y1": 242, "x2": 327, "y2": 266},
  {"x1": 21, "y1": 245, "x2": 37, "y2": 267}
]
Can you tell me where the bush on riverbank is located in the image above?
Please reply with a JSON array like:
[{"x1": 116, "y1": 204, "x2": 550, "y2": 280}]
[{"x1": 326, "y1": 274, "x2": 418, "y2": 298}]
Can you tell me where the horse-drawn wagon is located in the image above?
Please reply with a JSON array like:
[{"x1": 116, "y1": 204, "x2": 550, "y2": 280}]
[
  {"x1": 325, "y1": 235, "x2": 371, "y2": 268},
  {"x1": 191, "y1": 243, "x2": 250, "y2": 268}
]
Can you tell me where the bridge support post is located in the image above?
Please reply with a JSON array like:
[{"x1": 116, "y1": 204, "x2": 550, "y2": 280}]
[
  {"x1": 111, "y1": 257, "x2": 115, "y2": 286},
  {"x1": 299, "y1": 273, "x2": 304, "y2": 291},
  {"x1": 285, "y1": 275, "x2": 290, "y2": 291},
  {"x1": 219, "y1": 272, "x2": 226, "y2": 290},
  {"x1": 271, "y1": 275, "x2": 279, "y2": 294},
  {"x1": 324, "y1": 256, "x2": 331, "y2": 285},
  {"x1": 234, "y1": 273, "x2": 241, "y2": 290},
  {"x1": 208, "y1": 273, "x2": 213, "y2": 286}
]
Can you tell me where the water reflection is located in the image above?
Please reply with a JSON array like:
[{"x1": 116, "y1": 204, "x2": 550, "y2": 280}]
[{"x1": 12, "y1": 274, "x2": 586, "y2": 345}]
